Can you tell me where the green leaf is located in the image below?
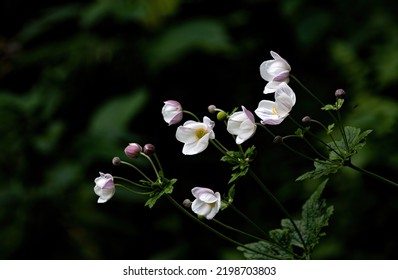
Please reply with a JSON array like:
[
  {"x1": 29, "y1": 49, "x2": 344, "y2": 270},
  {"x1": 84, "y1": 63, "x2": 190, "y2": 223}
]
[
  {"x1": 328, "y1": 126, "x2": 373, "y2": 160},
  {"x1": 296, "y1": 160, "x2": 342, "y2": 181},
  {"x1": 281, "y1": 179, "x2": 334, "y2": 253},
  {"x1": 144, "y1": 178, "x2": 176, "y2": 209},
  {"x1": 220, "y1": 146, "x2": 256, "y2": 184}
]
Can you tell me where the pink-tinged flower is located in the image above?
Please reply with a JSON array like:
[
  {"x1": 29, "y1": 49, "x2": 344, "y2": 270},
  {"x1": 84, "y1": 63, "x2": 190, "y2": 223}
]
[
  {"x1": 255, "y1": 82, "x2": 296, "y2": 125},
  {"x1": 162, "y1": 100, "x2": 183, "y2": 125},
  {"x1": 227, "y1": 106, "x2": 257, "y2": 144},
  {"x1": 191, "y1": 187, "x2": 221, "y2": 220},
  {"x1": 94, "y1": 172, "x2": 115, "y2": 203},
  {"x1": 124, "y1": 143, "x2": 142, "y2": 158},
  {"x1": 175, "y1": 116, "x2": 215, "y2": 155},
  {"x1": 260, "y1": 51, "x2": 291, "y2": 94}
]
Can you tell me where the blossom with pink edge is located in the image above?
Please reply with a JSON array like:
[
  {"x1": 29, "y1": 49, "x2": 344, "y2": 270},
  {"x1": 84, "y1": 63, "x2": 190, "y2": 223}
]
[
  {"x1": 227, "y1": 106, "x2": 257, "y2": 144},
  {"x1": 94, "y1": 172, "x2": 115, "y2": 203},
  {"x1": 175, "y1": 116, "x2": 215, "y2": 155},
  {"x1": 191, "y1": 187, "x2": 221, "y2": 220},
  {"x1": 162, "y1": 100, "x2": 183, "y2": 125},
  {"x1": 260, "y1": 51, "x2": 291, "y2": 94},
  {"x1": 255, "y1": 82, "x2": 296, "y2": 125}
]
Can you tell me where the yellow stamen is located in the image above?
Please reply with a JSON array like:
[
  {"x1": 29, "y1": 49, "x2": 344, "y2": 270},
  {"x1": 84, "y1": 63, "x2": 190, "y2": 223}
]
[
  {"x1": 272, "y1": 106, "x2": 278, "y2": 116},
  {"x1": 195, "y1": 128, "x2": 207, "y2": 140}
]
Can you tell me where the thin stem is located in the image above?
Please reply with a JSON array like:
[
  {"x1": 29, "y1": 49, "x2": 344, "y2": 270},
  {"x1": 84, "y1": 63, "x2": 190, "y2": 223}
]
[
  {"x1": 210, "y1": 139, "x2": 229, "y2": 155},
  {"x1": 165, "y1": 194, "x2": 282, "y2": 259},
  {"x1": 183, "y1": 110, "x2": 200, "y2": 122},
  {"x1": 120, "y1": 160, "x2": 154, "y2": 183},
  {"x1": 291, "y1": 74, "x2": 349, "y2": 154},
  {"x1": 113, "y1": 176, "x2": 150, "y2": 189},
  {"x1": 153, "y1": 153, "x2": 163, "y2": 174},
  {"x1": 140, "y1": 152, "x2": 160, "y2": 180},
  {"x1": 258, "y1": 124, "x2": 317, "y2": 162},
  {"x1": 346, "y1": 162, "x2": 398, "y2": 188},
  {"x1": 115, "y1": 183, "x2": 153, "y2": 195},
  {"x1": 227, "y1": 203, "x2": 268, "y2": 237},
  {"x1": 248, "y1": 169, "x2": 308, "y2": 255}
]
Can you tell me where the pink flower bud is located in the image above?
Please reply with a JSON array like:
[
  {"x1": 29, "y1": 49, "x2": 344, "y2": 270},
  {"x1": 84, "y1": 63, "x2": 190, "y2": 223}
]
[{"x1": 124, "y1": 143, "x2": 142, "y2": 159}]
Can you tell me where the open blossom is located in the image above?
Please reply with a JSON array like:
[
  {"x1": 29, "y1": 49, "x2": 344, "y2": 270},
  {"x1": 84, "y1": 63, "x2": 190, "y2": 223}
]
[
  {"x1": 191, "y1": 187, "x2": 221, "y2": 220},
  {"x1": 162, "y1": 100, "x2": 183, "y2": 125},
  {"x1": 94, "y1": 172, "x2": 115, "y2": 203},
  {"x1": 255, "y1": 82, "x2": 296, "y2": 125},
  {"x1": 176, "y1": 116, "x2": 215, "y2": 155},
  {"x1": 227, "y1": 106, "x2": 257, "y2": 144},
  {"x1": 260, "y1": 51, "x2": 291, "y2": 94}
]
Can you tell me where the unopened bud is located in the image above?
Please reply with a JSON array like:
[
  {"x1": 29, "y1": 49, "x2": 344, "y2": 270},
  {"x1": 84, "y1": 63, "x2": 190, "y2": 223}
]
[
  {"x1": 143, "y1": 143, "x2": 155, "y2": 156},
  {"x1": 112, "y1": 157, "x2": 121, "y2": 166},
  {"x1": 208, "y1": 105, "x2": 217, "y2": 113},
  {"x1": 217, "y1": 111, "x2": 227, "y2": 121},
  {"x1": 302, "y1": 116, "x2": 312, "y2": 124},
  {"x1": 183, "y1": 199, "x2": 192, "y2": 208},
  {"x1": 273, "y1": 136, "x2": 284, "y2": 144},
  {"x1": 124, "y1": 143, "x2": 142, "y2": 159},
  {"x1": 335, "y1": 89, "x2": 346, "y2": 98}
]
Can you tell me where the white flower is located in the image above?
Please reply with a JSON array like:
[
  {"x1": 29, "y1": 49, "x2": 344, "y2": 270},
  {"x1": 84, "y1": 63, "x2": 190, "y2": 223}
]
[
  {"x1": 162, "y1": 100, "x2": 183, "y2": 125},
  {"x1": 94, "y1": 172, "x2": 115, "y2": 203},
  {"x1": 175, "y1": 116, "x2": 215, "y2": 155},
  {"x1": 255, "y1": 82, "x2": 296, "y2": 125},
  {"x1": 260, "y1": 51, "x2": 291, "y2": 94},
  {"x1": 191, "y1": 187, "x2": 221, "y2": 220},
  {"x1": 227, "y1": 106, "x2": 257, "y2": 144}
]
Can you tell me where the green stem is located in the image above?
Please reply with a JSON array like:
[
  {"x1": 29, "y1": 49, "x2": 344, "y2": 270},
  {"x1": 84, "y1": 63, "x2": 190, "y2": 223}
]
[
  {"x1": 183, "y1": 110, "x2": 200, "y2": 122},
  {"x1": 248, "y1": 169, "x2": 309, "y2": 256},
  {"x1": 115, "y1": 183, "x2": 153, "y2": 195},
  {"x1": 291, "y1": 74, "x2": 349, "y2": 153},
  {"x1": 212, "y1": 218, "x2": 298, "y2": 259},
  {"x1": 114, "y1": 176, "x2": 150, "y2": 189},
  {"x1": 347, "y1": 162, "x2": 398, "y2": 188},
  {"x1": 120, "y1": 160, "x2": 154, "y2": 183},
  {"x1": 227, "y1": 203, "x2": 268, "y2": 237},
  {"x1": 165, "y1": 194, "x2": 281, "y2": 259},
  {"x1": 140, "y1": 152, "x2": 160, "y2": 180}
]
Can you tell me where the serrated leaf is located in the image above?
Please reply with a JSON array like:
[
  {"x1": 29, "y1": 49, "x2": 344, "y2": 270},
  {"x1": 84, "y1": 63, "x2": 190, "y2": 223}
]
[
  {"x1": 144, "y1": 178, "x2": 176, "y2": 208},
  {"x1": 281, "y1": 179, "x2": 334, "y2": 253},
  {"x1": 296, "y1": 160, "x2": 342, "y2": 181},
  {"x1": 328, "y1": 126, "x2": 372, "y2": 160}
]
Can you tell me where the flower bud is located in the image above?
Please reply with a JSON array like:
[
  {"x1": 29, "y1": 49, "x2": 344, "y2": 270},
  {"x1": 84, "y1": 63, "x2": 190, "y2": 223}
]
[
  {"x1": 208, "y1": 105, "x2": 217, "y2": 113},
  {"x1": 143, "y1": 143, "x2": 155, "y2": 156},
  {"x1": 124, "y1": 143, "x2": 142, "y2": 159},
  {"x1": 273, "y1": 135, "x2": 284, "y2": 144},
  {"x1": 335, "y1": 89, "x2": 346, "y2": 98},
  {"x1": 217, "y1": 111, "x2": 227, "y2": 121},
  {"x1": 182, "y1": 199, "x2": 192, "y2": 208},
  {"x1": 302, "y1": 116, "x2": 312, "y2": 124},
  {"x1": 112, "y1": 157, "x2": 121, "y2": 166}
]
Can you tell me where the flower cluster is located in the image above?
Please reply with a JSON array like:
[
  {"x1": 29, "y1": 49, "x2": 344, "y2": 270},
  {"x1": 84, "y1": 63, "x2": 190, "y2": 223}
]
[
  {"x1": 92, "y1": 49, "x2": 394, "y2": 260},
  {"x1": 160, "y1": 51, "x2": 295, "y2": 152}
]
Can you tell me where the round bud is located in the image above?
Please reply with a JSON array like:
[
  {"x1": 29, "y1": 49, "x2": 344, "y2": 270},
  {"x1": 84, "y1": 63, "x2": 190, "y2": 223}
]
[
  {"x1": 273, "y1": 136, "x2": 284, "y2": 144},
  {"x1": 208, "y1": 105, "x2": 217, "y2": 113},
  {"x1": 112, "y1": 157, "x2": 121, "y2": 166},
  {"x1": 302, "y1": 116, "x2": 312, "y2": 124},
  {"x1": 124, "y1": 143, "x2": 142, "y2": 159},
  {"x1": 182, "y1": 199, "x2": 192, "y2": 208},
  {"x1": 143, "y1": 143, "x2": 155, "y2": 156},
  {"x1": 216, "y1": 111, "x2": 227, "y2": 121},
  {"x1": 335, "y1": 89, "x2": 346, "y2": 98}
]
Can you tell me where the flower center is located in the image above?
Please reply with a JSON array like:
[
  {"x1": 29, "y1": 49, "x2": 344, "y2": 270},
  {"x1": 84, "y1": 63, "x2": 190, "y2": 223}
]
[
  {"x1": 272, "y1": 106, "x2": 279, "y2": 116},
  {"x1": 195, "y1": 128, "x2": 207, "y2": 140}
]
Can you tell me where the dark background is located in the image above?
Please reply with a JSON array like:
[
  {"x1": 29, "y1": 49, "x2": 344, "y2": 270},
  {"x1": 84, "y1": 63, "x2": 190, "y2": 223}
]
[{"x1": 1, "y1": 0, "x2": 398, "y2": 259}]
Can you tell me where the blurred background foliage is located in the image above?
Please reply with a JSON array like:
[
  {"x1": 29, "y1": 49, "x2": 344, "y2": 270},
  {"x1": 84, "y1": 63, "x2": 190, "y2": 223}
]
[{"x1": 0, "y1": 0, "x2": 398, "y2": 259}]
